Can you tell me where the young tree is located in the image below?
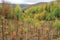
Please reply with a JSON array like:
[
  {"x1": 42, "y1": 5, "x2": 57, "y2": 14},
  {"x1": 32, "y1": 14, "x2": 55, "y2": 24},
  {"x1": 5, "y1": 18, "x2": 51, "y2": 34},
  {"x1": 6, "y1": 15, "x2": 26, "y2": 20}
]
[
  {"x1": 0, "y1": 6, "x2": 2, "y2": 15},
  {"x1": 15, "y1": 5, "x2": 22, "y2": 20},
  {"x1": 7, "y1": 5, "x2": 14, "y2": 19}
]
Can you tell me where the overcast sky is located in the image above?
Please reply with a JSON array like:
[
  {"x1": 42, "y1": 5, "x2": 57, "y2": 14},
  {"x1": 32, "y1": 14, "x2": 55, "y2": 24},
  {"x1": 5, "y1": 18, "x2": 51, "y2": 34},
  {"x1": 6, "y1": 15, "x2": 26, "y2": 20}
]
[{"x1": 0, "y1": 0, "x2": 54, "y2": 4}]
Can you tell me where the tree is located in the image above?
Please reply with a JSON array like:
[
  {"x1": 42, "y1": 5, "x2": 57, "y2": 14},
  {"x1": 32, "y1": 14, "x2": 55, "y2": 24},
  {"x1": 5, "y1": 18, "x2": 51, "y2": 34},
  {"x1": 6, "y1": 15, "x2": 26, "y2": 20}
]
[
  {"x1": 34, "y1": 10, "x2": 48, "y2": 20},
  {"x1": 52, "y1": 8, "x2": 60, "y2": 18},
  {"x1": 6, "y1": 5, "x2": 14, "y2": 19},
  {"x1": 45, "y1": 3, "x2": 51, "y2": 13},
  {"x1": 15, "y1": 5, "x2": 22, "y2": 20},
  {"x1": 53, "y1": 20, "x2": 60, "y2": 31},
  {"x1": 0, "y1": 5, "x2": 2, "y2": 15}
]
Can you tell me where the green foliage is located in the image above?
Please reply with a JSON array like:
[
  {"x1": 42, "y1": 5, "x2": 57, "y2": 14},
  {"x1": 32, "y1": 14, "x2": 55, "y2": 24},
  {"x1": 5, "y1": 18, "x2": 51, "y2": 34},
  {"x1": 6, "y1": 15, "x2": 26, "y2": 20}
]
[
  {"x1": 46, "y1": 13, "x2": 56, "y2": 21},
  {"x1": 23, "y1": 15, "x2": 32, "y2": 23},
  {"x1": 0, "y1": 6, "x2": 2, "y2": 15},
  {"x1": 53, "y1": 8, "x2": 60, "y2": 18},
  {"x1": 45, "y1": 4, "x2": 51, "y2": 13},
  {"x1": 34, "y1": 10, "x2": 48, "y2": 20},
  {"x1": 24, "y1": 2, "x2": 60, "y2": 21},
  {"x1": 15, "y1": 5, "x2": 22, "y2": 20},
  {"x1": 0, "y1": 15, "x2": 5, "y2": 19},
  {"x1": 25, "y1": 6, "x2": 43, "y2": 14},
  {"x1": 0, "y1": 25, "x2": 2, "y2": 28},
  {"x1": 10, "y1": 26, "x2": 15, "y2": 31},
  {"x1": 7, "y1": 5, "x2": 14, "y2": 19},
  {"x1": 53, "y1": 20, "x2": 60, "y2": 30},
  {"x1": 15, "y1": 5, "x2": 22, "y2": 15},
  {"x1": 0, "y1": 1, "x2": 60, "y2": 21}
]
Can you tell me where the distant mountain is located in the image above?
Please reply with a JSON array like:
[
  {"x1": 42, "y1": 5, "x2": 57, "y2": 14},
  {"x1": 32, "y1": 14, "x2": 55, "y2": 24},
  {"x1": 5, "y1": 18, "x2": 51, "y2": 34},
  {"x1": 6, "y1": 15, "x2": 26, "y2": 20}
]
[
  {"x1": 0, "y1": 3, "x2": 32, "y2": 10},
  {"x1": 0, "y1": 2, "x2": 50, "y2": 10},
  {"x1": 23, "y1": 2, "x2": 48, "y2": 10},
  {"x1": 0, "y1": 1, "x2": 60, "y2": 10},
  {"x1": 20, "y1": 4, "x2": 31, "y2": 10},
  {"x1": 23, "y1": 1, "x2": 60, "y2": 10}
]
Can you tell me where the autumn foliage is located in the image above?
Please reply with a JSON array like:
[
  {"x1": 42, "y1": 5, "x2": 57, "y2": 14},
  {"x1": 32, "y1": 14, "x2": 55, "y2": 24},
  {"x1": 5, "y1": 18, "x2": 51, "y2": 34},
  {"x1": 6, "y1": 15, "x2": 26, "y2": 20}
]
[{"x1": 0, "y1": 1, "x2": 60, "y2": 40}]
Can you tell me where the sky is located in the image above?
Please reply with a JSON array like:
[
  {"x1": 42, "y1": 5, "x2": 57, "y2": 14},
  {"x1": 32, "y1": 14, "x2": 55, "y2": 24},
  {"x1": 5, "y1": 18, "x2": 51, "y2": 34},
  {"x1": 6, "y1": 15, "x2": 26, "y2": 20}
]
[{"x1": 0, "y1": 0, "x2": 54, "y2": 4}]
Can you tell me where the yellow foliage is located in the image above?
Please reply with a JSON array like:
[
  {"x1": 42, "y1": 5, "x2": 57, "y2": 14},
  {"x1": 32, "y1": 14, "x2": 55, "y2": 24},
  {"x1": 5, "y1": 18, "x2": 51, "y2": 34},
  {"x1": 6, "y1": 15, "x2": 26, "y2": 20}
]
[
  {"x1": 23, "y1": 27, "x2": 28, "y2": 32},
  {"x1": 30, "y1": 25, "x2": 34, "y2": 29},
  {"x1": 43, "y1": 4, "x2": 47, "y2": 10},
  {"x1": 34, "y1": 10, "x2": 48, "y2": 20},
  {"x1": 40, "y1": 21, "x2": 46, "y2": 24},
  {"x1": 4, "y1": 31, "x2": 9, "y2": 35},
  {"x1": 0, "y1": 25, "x2": 2, "y2": 28},
  {"x1": 15, "y1": 5, "x2": 22, "y2": 12}
]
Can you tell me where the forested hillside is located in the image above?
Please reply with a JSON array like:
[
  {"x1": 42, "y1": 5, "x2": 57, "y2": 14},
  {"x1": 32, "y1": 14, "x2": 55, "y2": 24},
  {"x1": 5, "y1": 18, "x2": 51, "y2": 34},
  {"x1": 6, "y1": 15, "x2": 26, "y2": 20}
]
[{"x1": 0, "y1": 1, "x2": 60, "y2": 40}]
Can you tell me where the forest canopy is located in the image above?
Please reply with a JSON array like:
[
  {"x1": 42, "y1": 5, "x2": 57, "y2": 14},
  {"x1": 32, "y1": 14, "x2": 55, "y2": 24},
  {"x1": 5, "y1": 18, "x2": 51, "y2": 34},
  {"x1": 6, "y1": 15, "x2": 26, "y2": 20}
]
[{"x1": 0, "y1": 1, "x2": 60, "y2": 21}]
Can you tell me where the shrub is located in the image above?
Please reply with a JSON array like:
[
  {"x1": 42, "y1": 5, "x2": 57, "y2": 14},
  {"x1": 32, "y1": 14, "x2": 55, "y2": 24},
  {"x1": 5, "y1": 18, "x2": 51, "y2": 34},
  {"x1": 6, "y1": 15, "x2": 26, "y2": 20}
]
[
  {"x1": 14, "y1": 5, "x2": 22, "y2": 20},
  {"x1": 51, "y1": 8, "x2": 60, "y2": 18},
  {"x1": 34, "y1": 10, "x2": 48, "y2": 20},
  {"x1": 46, "y1": 13, "x2": 56, "y2": 21},
  {"x1": 53, "y1": 20, "x2": 60, "y2": 30},
  {"x1": 0, "y1": 6, "x2": 2, "y2": 15}
]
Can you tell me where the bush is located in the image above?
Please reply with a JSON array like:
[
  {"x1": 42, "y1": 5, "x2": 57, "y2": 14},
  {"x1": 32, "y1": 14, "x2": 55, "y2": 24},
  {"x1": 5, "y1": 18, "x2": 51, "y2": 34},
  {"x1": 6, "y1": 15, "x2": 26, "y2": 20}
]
[
  {"x1": 0, "y1": 6, "x2": 2, "y2": 15},
  {"x1": 53, "y1": 8, "x2": 60, "y2": 17},
  {"x1": 53, "y1": 20, "x2": 60, "y2": 30},
  {"x1": 34, "y1": 10, "x2": 48, "y2": 20},
  {"x1": 46, "y1": 13, "x2": 56, "y2": 21}
]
